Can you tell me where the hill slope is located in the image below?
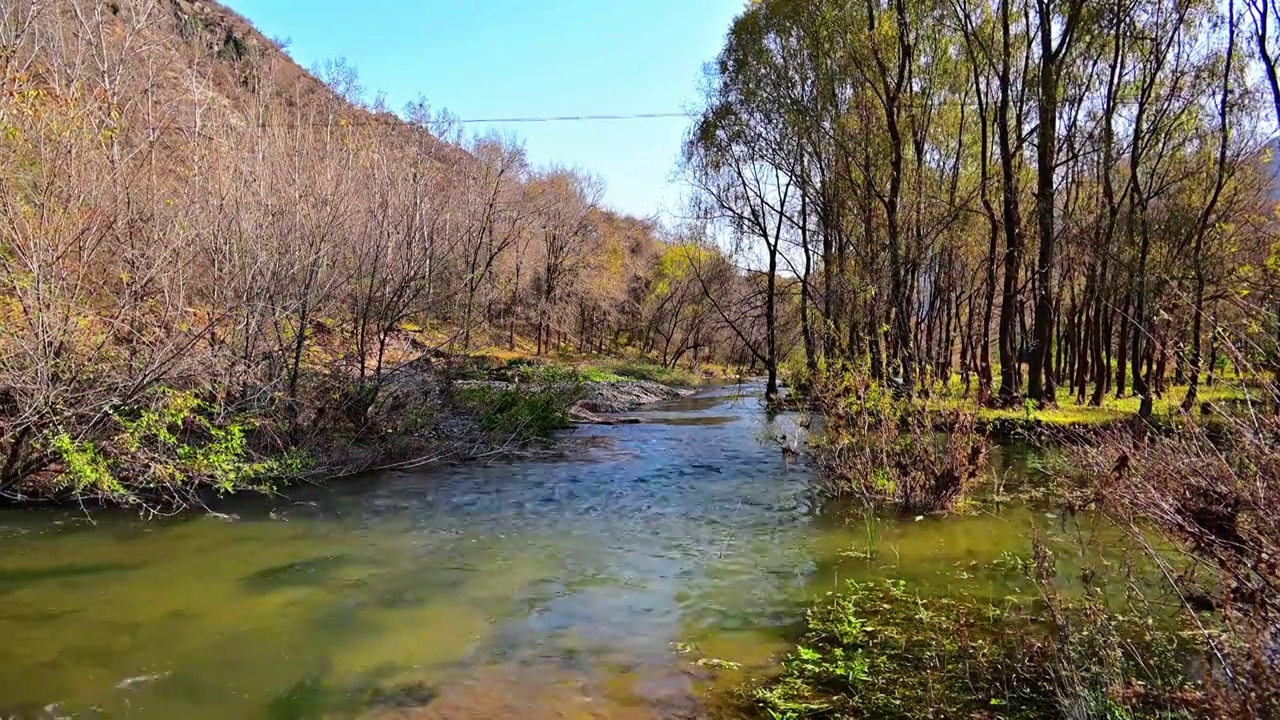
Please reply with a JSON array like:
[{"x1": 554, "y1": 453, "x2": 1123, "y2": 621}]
[
  {"x1": 1, "y1": 0, "x2": 751, "y2": 506},
  {"x1": 8, "y1": 0, "x2": 459, "y2": 163}
]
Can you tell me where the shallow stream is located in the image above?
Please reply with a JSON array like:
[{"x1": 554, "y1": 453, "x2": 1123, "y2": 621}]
[{"x1": 0, "y1": 383, "x2": 1125, "y2": 719}]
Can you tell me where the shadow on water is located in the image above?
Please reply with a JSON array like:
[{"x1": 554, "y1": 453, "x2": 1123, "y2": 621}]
[
  {"x1": 648, "y1": 393, "x2": 752, "y2": 413},
  {"x1": 0, "y1": 562, "x2": 140, "y2": 594},
  {"x1": 643, "y1": 414, "x2": 738, "y2": 427},
  {"x1": 0, "y1": 383, "x2": 1140, "y2": 719},
  {"x1": 241, "y1": 555, "x2": 356, "y2": 593}
]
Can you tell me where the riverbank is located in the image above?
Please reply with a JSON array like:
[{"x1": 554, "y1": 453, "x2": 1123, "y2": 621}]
[
  {"x1": 729, "y1": 367, "x2": 1277, "y2": 720},
  {"x1": 940, "y1": 381, "x2": 1252, "y2": 439},
  {"x1": 0, "y1": 351, "x2": 721, "y2": 510},
  {"x1": 780, "y1": 376, "x2": 1253, "y2": 442}
]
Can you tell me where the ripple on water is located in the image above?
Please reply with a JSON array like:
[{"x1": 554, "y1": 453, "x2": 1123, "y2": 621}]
[{"x1": 0, "y1": 384, "x2": 1141, "y2": 719}]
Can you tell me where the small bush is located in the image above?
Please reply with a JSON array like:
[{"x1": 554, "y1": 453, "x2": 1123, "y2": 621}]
[
  {"x1": 809, "y1": 367, "x2": 989, "y2": 513},
  {"x1": 455, "y1": 383, "x2": 582, "y2": 439},
  {"x1": 41, "y1": 389, "x2": 309, "y2": 507},
  {"x1": 1065, "y1": 403, "x2": 1280, "y2": 718}
]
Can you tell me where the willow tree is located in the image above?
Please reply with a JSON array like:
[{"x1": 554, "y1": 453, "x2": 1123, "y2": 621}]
[{"x1": 684, "y1": 4, "x2": 812, "y2": 401}]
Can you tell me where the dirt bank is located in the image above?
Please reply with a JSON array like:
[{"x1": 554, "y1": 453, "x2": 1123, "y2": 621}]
[{"x1": 576, "y1": 380, "x2": 693, "y2": 413}]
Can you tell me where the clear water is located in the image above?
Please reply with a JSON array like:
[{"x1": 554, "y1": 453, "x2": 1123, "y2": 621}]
[{"x1": 0, "y1": 384, "x2": 1127, "y2": 719}]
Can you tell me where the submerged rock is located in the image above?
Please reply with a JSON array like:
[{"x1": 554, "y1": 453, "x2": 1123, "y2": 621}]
[
  {"x1": 568, "y1": 405, "x2": 645, "y2": 426},
  {"x1": 359, "y1": 663, "x2": 703, "y2": 720}
]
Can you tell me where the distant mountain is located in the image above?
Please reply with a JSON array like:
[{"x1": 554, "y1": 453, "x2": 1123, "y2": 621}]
[{"x1": 1265, "y1": 137, "x2": 1280, "y2": 207}]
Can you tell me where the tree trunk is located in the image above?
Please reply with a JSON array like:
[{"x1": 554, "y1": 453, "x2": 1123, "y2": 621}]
[
  {"x1": 1115, "y1": 286, "x2": 1130, "y2": 399},
  {"x1": 765, "y1": 242, "x2": 779, "y2": 402},
  {"x1": 1029, "y1": 0, "x2": 1075, "y2": 406},
  {"x1": 996, "y1": 0, "x2": 1024, "y2": 406}
]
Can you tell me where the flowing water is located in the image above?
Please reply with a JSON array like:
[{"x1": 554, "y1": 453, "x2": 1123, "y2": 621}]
[{"x1": 0, "y1": 384, "x2": 1126, "y2": 719}]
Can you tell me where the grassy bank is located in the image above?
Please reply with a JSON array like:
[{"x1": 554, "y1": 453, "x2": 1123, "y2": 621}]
[
  {"x1": 930, "y1": 382, "x2": 1251, "y2": 437},
  {"x1": 759, "y1": 365, "x2": 1279, "y2": 719},
  {"x1": 454, "y1": 347, "x2": 740, "y2": 388},
  {"x1": 6, "y1": 372, "x2": 583, "y2": 510},
  {"x1": 791, "y1": 377, "x2": 1253, "y2": 441},
  {"x1": 784, "y1": 356, "x2": 1256, "y2": 438}
]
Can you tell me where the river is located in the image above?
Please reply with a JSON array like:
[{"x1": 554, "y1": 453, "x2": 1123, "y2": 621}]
[{"x1": 0, "y1": 383, "x2": 1118, "y2": 719}]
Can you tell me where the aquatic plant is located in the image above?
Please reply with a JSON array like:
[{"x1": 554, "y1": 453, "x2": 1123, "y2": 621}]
[{"x1": 749, "y1": 561, "x2": 1202, "y2": 719}]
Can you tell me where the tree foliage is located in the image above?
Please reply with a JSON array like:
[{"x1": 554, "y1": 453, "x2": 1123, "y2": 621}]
[{"x1": 687, "y1": 0, "x2": 1279, "y2": 412}]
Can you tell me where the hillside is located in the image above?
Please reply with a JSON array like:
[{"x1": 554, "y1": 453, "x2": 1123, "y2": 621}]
[
  {"x1": 0, "y1": 0, "x2": 756, "y2": 505},
  {"x1": 170, "y1": 0, "x2": 339, "y2": 112},
  {"x1": 169, "y1": 0, "x2": 470, "y2": 162},
  {"x1": 10, "y1": 0, "x2": 461, "y2": 165}
]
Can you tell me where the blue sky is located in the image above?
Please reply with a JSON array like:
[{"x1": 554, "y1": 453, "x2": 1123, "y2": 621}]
[{"x1": 228, "y1": 0, "x2": 744, "y2": 220}]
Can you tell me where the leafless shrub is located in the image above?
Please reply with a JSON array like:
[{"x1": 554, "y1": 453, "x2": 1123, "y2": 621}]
[
  {"x1": 0, "y1": 0, "x2": 755, "y2": 504},
  {"x1": 809, "y1": 369, "x2": 989, "y2": 513},
  {"x1": 1064, "y1": 380, "x2": 1280, "y2": 717}
]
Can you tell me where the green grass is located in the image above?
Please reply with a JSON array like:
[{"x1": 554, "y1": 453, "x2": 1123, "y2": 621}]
[
  {"x1": 570, "y1": 365, "x2": 628, "y2": 384},
  {"x1": 575, "y1": 358, "x2": 704, "y2": 386},
  {"x1": 461, "y1": 354, "x2": 714, "y2": 387},
  {"x1": 928, "y1": 382, "x2": 1251, "y2": 429},
  {"x1": 454, "y1": 383, "x2": 582, "y2": 438}
]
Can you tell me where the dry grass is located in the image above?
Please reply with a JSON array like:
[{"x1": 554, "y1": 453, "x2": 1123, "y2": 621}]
[{"x1": 1059, "y1": 384, "x2": 1280, "y2": 718}]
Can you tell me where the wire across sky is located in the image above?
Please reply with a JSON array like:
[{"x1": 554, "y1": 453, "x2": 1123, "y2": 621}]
[{"x1": 456, "y1": 112, "x2": 688, "y2": 124}]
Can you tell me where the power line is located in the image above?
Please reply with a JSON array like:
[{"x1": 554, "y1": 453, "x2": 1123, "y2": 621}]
[
  {"x1": 122, "y1": 112, "x2": 692, "y2": 133},
  {"x1": 457, "y1": 112, "x2": 688, "y2": 124}
]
